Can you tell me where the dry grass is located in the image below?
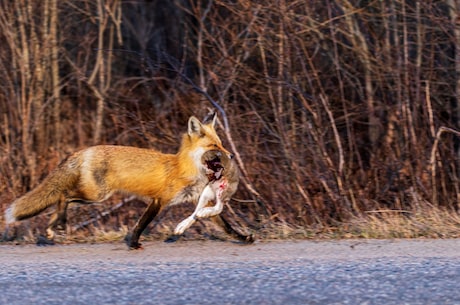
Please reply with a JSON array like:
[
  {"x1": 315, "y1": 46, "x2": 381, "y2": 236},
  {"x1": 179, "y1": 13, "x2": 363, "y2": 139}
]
[
  {"x1": 3, "y1": 203, "x2": 460, "y2": 245},
  {"x1": 254, "y1": 201, "x2": 460, "y2": 241},
  {"x1": 348, "y1": 208, "x2": 460, "y2": 239}
]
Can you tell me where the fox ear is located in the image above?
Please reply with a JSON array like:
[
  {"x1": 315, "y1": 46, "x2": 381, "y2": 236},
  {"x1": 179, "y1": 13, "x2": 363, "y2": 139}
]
[
  {"x1": 188, "y1": 116, "x2": 204, "y2": 136},
  {"x1": 202, "y1": 112, "x2": 217, "y2": 128},
  {"x1": 211, "y1": 112, "x2": 217, "y2": 128}
]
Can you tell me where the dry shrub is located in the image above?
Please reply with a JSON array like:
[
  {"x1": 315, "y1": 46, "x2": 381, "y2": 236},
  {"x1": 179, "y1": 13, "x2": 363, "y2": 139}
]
[{"x1": 1, "y1": 0, "x2": 460, "y2": 242}]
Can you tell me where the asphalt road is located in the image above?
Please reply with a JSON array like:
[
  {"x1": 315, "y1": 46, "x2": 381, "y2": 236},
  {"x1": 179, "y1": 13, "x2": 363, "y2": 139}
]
[{"x1": 1, "y1": 239, "x2": 459, "y2": 305}]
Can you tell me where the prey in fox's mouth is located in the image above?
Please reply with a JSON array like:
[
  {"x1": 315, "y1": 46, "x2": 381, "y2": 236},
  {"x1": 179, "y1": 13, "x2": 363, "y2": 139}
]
[{"x1": 202, "y1": 150, "x2": 225, "y2": 181}]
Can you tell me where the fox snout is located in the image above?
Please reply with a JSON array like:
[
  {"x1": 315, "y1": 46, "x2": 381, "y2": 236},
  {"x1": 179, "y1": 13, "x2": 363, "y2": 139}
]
[
  {"x1": 221, "y1": 151, "x2": 234, "y2": 160},
  {"x1": 218, "y1": 149, "x2": 234, "y2": 160}
]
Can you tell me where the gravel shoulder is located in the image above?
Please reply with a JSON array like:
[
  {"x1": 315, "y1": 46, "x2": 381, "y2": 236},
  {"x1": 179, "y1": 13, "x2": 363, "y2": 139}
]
[{"x1": 1, "y1": 238, "x2": 459, "y2": 264}]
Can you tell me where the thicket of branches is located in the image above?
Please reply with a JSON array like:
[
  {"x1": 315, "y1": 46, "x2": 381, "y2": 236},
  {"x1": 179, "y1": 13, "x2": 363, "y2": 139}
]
[{"x1": 1, "y1": 0, "x2": 460, "y2": 239}]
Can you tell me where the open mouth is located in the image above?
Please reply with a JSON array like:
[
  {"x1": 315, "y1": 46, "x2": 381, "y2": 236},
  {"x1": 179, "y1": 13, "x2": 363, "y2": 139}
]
[{"x1": 204, "y1": 154, "x2": 224, "y2": 181}]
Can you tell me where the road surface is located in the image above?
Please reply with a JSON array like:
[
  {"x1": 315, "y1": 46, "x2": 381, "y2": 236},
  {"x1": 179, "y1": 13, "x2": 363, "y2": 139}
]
[{"x1": 1, "y1": 239, "x2": 460, "y2": 304}]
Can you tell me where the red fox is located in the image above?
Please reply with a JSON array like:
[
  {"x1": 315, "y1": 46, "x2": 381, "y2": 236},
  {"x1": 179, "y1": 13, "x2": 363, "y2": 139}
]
[{"x1": 4, "y1": 115, "x2": 253, "y2": 248}]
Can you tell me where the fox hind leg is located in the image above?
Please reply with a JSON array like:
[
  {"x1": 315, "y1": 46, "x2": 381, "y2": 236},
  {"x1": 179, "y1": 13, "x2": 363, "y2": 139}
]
[{"x1": 45, "y1": 195, "x2": 68, "y2": 241}]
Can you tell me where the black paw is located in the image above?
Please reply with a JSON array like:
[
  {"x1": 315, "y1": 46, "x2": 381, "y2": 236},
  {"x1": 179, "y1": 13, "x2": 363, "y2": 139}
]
[
  {"x1": 125, "y1": 233, "x2": 143, "y2": 250},
  {"x1": 129, "y1": 242, "x2": 143, "y2": 250},
  {"x1": 244, "y1": 234, "x2": 256, "y2": 243},
  {"x1": 36, "y1": 235, "x2": 55, "y2": 246},
  {"x1": 2, "y1": 227, "x2": 16, "y2": 242},
  {"x1": 234, "y1": 233, "x2": 255, "y2": 244},
  {"x1": 164, "y1": 235, "x2": 181, "y2": 243}
]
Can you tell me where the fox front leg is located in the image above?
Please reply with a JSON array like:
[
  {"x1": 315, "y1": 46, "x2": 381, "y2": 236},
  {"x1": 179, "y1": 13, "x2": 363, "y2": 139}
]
[{"x1": 127, "y1": 198, "x2": 162, "y2": 249}]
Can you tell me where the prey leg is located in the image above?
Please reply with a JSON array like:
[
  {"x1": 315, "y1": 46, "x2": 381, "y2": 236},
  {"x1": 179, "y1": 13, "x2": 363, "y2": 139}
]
[{"x1": 174, "y1": 184, "x2": 215, "y2": 235}]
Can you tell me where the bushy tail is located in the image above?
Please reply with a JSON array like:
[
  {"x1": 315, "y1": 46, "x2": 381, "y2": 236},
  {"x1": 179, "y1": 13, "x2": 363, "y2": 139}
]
[{"x1": 5, "y1": 157, "x2": 80, "y2": 224}]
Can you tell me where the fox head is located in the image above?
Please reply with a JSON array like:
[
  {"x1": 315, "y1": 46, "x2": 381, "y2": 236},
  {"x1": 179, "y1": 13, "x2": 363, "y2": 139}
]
[{"x1": 181, "y1": 114, "x2": 233, "y2": 173}]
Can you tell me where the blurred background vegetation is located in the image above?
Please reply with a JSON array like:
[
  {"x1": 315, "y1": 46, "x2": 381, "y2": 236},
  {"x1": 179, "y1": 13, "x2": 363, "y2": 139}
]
[{"x1": 2, "y1": 0, "x2": 460, "y2": 242}]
